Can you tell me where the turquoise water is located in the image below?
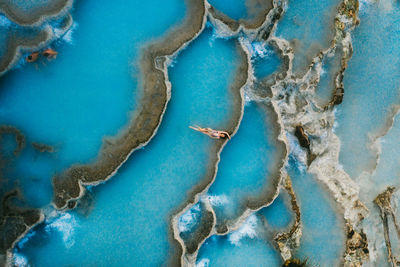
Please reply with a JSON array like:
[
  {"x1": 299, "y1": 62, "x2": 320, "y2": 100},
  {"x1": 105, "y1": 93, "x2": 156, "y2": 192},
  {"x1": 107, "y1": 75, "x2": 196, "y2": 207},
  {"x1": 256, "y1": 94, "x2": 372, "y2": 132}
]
[
  {"x1": 252, "y1": 43, "x2": 281, "y2": 79},
  {"x1": 371, "y1": 113, "x2": 400, "y2": 193},
  {"x1": 276, "y1": 0, "x2": 340, "y2": 74},
  {"x1": 208, "y1": 0, "x2": 247, "y2": 20},
  {"x1": 336, "y1": 1, "x2": 400, "y2": 179},
  {"x1": 15, "y1": 28, "x2": 240, "y2": 266},
  {"x1": 3, "y1": 0, "x2": 400, "y2": 265},
  {"x1": 196, "y1": 214, "x2": 282, "y2": 266},
  {"x1": 259, "y1": 192, "x2": 293, "y2": 230},
  {"x1": 288, "y1": 155, "x2": 345, "y2": 266},
  {"x1": 314, "y1": 47, "x2": 342, "y2": 106},
  {"x1": 0, "y1": 0, "x2": 186, "y2": 207},
  {"x1": 208, "y1": 101, "x2": 281, "y2": 227}
]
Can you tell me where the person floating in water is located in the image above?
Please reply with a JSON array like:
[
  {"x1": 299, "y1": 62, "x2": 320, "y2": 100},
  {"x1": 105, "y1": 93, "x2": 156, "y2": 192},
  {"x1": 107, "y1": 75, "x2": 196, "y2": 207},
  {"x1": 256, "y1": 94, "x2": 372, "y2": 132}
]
[
  {"x1": 189, "y1": 125, "x2": 230, "y2": 139},
  {"x1": 26, "y1": 48, "x2": 58, "y2": 63},
  {"x1": 26, "y1": 52, "x2": 39, "y2": 62},
  {"x1": 43, "y1": 48, "x2": 58, "y2": 59}
]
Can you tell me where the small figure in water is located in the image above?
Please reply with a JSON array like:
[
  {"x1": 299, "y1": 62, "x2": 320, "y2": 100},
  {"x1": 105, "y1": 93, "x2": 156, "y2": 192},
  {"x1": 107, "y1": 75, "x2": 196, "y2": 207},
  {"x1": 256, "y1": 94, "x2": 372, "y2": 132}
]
[
  {"x1": 189, "y1": 125, "x2": 230, "y2": 139},
  {"x1": 43, "y1": 48, "x2": 58, "y2": 59},
  {"x1": 26, "y1": 52, "x2": 39, "y2": 62}
]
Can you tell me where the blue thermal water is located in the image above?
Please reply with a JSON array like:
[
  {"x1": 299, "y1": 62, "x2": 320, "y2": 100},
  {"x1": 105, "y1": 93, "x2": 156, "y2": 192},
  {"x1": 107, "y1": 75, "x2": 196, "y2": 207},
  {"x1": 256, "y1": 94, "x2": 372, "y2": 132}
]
[
  {"x1": 259, "y1": 192, "x2": 293, "y2": 230},
  {"x1": 0, "y1": 132, "x2": 17, "y2": 156},
  {"x1": 0, "y1": 0, "x2": 186, "y2": 207},
  {"x1": 372, "y1": 113, "x2": 400, "y2": 191},
  {"x1": 208, "y1": 0, "x2": 247, "y2": 20},
  {"x1": 208, "y1": 102, "x2": 280, "y2": 225},
  {"x1": 4, "y1": 0, "x2": 399, "y2": 265},
  {"x1": 276, "y1": 0, "x2": 340, "y2": 74},
  {"x1": 252, "y1": 43, "x2": 281, "y2": 79},
  {"x1": 314, "y1": 48, "x2": 342, "y2": 106},
  {"x1": 288, "y1": 155, "x2": 345, "y2": 265},
  {"x1": 196, "y1": 215, "x2": 282, "y2": 266},
  {"x1": 15, "y1": 28, "x2": 240, "y2": 266},
  {"x1": 335, "y1": 1, "x2": 400, "y2": 179}
]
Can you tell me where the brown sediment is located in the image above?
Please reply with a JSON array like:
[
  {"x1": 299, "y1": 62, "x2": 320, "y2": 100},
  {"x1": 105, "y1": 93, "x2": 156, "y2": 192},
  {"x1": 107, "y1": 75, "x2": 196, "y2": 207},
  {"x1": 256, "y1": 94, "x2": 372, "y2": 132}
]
[
  {"x1": 52, "y1": 0, "x2": 207, "y2": 210},
  {"x1": 180, "y1": 202, "x2": 214, "y2": 255},
  {"x1": 171, "y1": 39, "x2": 249, "y2": 266},
  {"x1": 274, "y1": 176, "x2": 301, "y2": 261},
  {"x1": 0, "y1": 13, "x2": 73, "y2": 75},
  {"x1": 326, "y1": 0, "x2": 359, "y2": 109},
  {"x1": 314, "y1": 44, "x2": 343, "y2": 108},
  {"x1": 0, "y1": 190, "x2": 43, "y2": 265},
  {"x1": 0, "y1": 28, "x2": 50, "y2": 74},
  {"x1": 374, "y1": 187, "x2": 400, "y2": 267},
  {"x1": 0, "y1": 0, "x2": 73, "y2": 26},
  {"x1": 344, "y1": 223, "x2": 369, "y2": 266},
  {"x1": 294, "y1": 125, "x2": 310, "y2": 150},
  {"x1": 282, "y1": 258, "x2": 310, "y2": 267},
  {"x1": 208, "y1": 0, "x2": 274, "y2": 31},
  {"x1": 242, "y1": 0, "x2": 274, "y2": 29},
  {"x1": 31, "y1": 142, "x2": 55, "y2": 153},
  {"x1": 74, "y1": 190, "x2": 95, "y2": 217},
  {"x1": 207, "y1": 6, "x2": 240, "y2": 32},
  {"x1": 257, "y1": 5, "x2": 284, "y2": 42},
  {"x1": 327, "y1": 51, "x2": 347, "y2": 107},
  {"x1": 292, "y1": 124, "x2": 317, "y2": 166},
  {"x1": 206, "y1": 0, "x2": 276, "y2": 41},
  {"x1": 0, "y1": 125, "x2": 26, "y2": 156}
]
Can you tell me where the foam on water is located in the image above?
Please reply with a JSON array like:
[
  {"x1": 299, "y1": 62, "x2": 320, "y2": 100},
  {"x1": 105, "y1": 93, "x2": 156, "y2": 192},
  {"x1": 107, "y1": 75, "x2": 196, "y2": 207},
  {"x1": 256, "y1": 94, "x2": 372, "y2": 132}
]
[
  {"x1": 44, "y1": 211, "x2": 77, "y2": 248},
  {"x1": 228, "y1": 214, "x2": 258, "y2": 246},
  {"x1": 202, "y1": 194, "x2": 230, "y2": 207},
  {"x1": 197, "y1": 214, "x2": 281, "y2": 266},
  {"x1": 0, "y1": 14, "x2": 11, "y2": 27},
  {"x1": 53, "y1": 21, "x2": 77, "y2": 44},
  {"x1": 12, "y1": 252, "x2": 29, "y2": 267},
  {"x1": 196, "y1": 258, "x2": 210, "y2": 267},
  {"x1": 178, "y1": 203, "x2": 201, "y2": 233}
]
